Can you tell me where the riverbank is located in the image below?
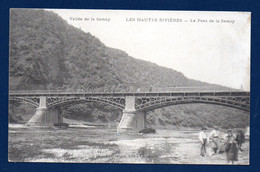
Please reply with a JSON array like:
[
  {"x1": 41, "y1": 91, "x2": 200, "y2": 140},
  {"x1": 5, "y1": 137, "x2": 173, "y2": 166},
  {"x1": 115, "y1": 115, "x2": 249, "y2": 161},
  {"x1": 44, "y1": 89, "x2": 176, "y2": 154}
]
[{"x1": 8, "y1": 126, "x2": 249, "y2": 164}]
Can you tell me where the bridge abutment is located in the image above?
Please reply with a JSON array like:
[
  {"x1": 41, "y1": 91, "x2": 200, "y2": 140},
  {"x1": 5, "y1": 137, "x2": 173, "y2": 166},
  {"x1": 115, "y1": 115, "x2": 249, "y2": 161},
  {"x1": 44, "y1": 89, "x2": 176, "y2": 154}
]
[
  {"x1": 27, "y1": 97, "x2": 63, "y2": 126},
  {"x1": 117, "y1": 96, "x2": 146, "y2": 133}
]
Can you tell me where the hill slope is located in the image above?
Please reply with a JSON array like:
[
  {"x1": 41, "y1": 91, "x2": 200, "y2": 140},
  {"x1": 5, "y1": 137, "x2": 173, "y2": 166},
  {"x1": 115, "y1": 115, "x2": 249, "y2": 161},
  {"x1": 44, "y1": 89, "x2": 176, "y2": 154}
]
[
  {"x1": 9, "y1": 9, "x2": 229, "y2": 91},
  {"x1": 9, "y1": 9, "x2": 249, "y2": 129}
]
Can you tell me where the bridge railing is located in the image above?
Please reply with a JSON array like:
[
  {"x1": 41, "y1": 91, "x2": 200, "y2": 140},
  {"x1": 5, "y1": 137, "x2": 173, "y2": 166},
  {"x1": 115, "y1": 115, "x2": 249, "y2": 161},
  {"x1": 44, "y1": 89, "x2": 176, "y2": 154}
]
[
  {"x1": 9, "y1": 89, "x2": 250, "y2": 97},
  {"x1": 9, "y1": 86, "x2": 245, "y2": 94}
]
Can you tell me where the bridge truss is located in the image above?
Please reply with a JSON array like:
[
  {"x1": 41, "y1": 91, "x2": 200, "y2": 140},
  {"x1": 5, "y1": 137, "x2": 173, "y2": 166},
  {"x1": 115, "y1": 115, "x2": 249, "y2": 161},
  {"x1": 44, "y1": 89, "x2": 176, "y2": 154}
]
[{"x1": 9, "y1": 91, "x2": 250, "y2": 112}]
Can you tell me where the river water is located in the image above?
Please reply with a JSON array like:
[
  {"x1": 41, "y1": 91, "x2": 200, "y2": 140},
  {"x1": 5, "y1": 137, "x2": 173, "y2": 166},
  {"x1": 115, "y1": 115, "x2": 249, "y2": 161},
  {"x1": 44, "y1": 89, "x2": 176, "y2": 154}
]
[{"x1": 8, "y1": 124, "x2": 249, "y2": 164}]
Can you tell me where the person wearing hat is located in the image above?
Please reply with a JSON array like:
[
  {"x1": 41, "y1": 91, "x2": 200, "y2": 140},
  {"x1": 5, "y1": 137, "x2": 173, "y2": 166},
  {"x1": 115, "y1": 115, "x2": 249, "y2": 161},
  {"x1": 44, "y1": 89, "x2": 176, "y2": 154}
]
[
  {"x1": 199, "y1": 127, "x2": 208, "y2": 157},
  {"x1": 236, "y1": 129, "x2": 245, "y2": 151},
  {"x1": 225, "y1": 129, "x2": 238, "y2": 164},
  {"x1": 209, "y1": 126, "x2": 221, "y2": 154}
]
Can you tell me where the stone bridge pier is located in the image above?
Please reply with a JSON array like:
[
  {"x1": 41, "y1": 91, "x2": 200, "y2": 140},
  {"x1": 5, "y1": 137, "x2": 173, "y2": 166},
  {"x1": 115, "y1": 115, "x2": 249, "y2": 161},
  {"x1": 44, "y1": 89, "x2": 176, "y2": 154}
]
[
  {"x1": 26, "y1": 95, "x2": 146, "y2": 132},
  {"x1": 117, "y1": 96, "x2": 146, "y2": 133},
  {"x1": 27, "y1": 97, "x2": 63, "y2": 126}
]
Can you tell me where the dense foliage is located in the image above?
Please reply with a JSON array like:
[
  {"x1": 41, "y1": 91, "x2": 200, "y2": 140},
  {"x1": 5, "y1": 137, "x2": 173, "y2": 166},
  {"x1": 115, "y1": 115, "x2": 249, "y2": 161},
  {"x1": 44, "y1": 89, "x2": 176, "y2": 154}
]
[
  {"x1": 10, "y1": 9, "x2": 226, "y2": 91},
  {"x1": 9, "y1": 9, "x2": 249, "y2": 128},
  {"x1": 146, "y1": 104, "x2": 249, "y2": 129}
]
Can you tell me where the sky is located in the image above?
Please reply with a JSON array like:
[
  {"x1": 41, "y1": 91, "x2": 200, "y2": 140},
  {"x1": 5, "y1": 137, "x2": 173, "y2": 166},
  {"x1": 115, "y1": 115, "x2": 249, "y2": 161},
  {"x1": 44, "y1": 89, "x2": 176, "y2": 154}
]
[{"x1": 48, "y1": 9, "x2": 250, "y2": 91}]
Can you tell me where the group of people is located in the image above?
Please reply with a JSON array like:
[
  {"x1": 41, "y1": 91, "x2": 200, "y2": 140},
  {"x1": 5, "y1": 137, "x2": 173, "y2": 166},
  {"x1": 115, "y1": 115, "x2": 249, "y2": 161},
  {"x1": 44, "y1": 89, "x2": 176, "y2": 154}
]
[{"x1": 198, "y1": 126, "x2": 246, "y2": 164}]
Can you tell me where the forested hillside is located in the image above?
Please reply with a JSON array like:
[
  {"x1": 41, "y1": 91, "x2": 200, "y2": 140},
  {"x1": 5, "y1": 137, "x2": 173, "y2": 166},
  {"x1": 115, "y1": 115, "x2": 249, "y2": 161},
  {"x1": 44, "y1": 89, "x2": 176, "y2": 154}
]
[
  {"x1": 9, "y1": 9, "x2": 227, "y2": 91},
  {"x1": 9, "y1": 9, "x2": 249, "y2": 129}
]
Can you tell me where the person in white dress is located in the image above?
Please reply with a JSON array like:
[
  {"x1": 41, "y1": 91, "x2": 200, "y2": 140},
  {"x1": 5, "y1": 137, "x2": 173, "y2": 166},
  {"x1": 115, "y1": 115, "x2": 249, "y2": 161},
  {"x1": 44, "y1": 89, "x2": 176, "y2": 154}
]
[{"x1": 209, "y1": 126, "x2": 221, "y2": 154}]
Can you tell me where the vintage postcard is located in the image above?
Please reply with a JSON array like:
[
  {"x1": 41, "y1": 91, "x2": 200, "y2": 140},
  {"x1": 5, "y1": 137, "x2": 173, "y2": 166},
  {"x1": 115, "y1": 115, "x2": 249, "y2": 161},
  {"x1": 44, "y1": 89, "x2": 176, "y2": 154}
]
[{"x1": 9, "y1": 9, "x2": 250, "y2": 164}]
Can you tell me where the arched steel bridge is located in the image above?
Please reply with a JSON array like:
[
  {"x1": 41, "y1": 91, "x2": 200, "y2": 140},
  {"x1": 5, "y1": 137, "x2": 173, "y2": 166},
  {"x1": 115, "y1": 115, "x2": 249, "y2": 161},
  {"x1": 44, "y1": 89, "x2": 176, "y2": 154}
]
[{"x1": 9, "y1": 90, "x2": 250, "y2": 112}]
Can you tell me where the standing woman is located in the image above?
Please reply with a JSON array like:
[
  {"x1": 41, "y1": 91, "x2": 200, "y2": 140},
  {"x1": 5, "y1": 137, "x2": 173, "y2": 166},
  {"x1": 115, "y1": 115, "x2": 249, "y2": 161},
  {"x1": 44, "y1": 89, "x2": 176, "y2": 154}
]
[
  {"x1": 236, "y1": 130, "x2": 245, "y2": 151},
  {"x1": 209, "y1": 126, "x2": 221, "y2": 154},
  {"x1": 225, "y1": 129, "x2": 239, "y2": 165}
]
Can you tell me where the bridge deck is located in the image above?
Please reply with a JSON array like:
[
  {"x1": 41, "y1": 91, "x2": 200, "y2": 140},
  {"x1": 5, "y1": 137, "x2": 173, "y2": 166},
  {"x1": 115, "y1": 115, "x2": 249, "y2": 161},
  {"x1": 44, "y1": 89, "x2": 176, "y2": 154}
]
[
  {"x1": 9, "y1": 90, "x2": 250, "y2": 97},
  {"x1": 9, "y1": 90, "x2": 250, "y2": 112}
]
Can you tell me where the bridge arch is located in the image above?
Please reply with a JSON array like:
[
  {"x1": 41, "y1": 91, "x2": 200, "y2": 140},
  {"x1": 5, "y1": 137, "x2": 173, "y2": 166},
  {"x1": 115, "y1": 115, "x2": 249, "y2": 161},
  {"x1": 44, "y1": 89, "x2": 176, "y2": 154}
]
[
  {"x1": 135, "y1": 96, "x2": 250, "y2": 112},
  {"x1": 9, "y1": 97, "x2": 39, "y2": 108},
  {"x1": 47, "y1": 97, "x2": 125, "y2": 110}
]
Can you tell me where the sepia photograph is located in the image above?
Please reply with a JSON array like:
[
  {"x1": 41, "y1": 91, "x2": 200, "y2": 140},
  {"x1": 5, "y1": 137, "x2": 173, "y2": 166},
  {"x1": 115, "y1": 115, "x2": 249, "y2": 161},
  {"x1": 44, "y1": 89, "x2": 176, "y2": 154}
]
[{"x1": 8, "y1": 9, "x2": 250, "y2": 165}]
